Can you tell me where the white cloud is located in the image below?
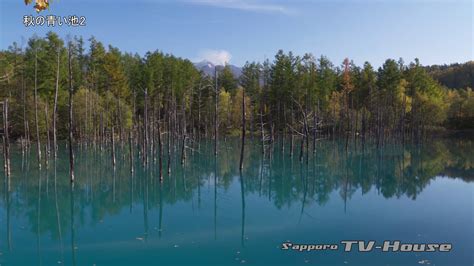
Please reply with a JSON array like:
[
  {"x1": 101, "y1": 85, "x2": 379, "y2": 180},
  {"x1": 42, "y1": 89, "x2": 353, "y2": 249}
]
[
  {"x1": 186, "y1": 0, "x2": 292, "y2": 15},
  {"x1": 196, "y1": 49, "x2": 232, "y2": 65}
]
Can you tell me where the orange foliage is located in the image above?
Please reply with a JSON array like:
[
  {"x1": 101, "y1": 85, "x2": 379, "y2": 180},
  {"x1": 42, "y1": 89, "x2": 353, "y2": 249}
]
[{"x1": 24, "y1": 0, "x2": 49, "y2": 12}]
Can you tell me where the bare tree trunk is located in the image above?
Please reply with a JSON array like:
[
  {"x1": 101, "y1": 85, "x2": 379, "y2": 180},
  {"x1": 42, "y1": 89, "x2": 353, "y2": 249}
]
[
  {"x1": 239, "y1": 90, "x2": 246, "y2": 172},
  {"x1": 143, "y1": 88, "x2": 148, "y2": 167},
  {"x1": 167, "y1": 109, "x2": 171, "y2": 175},
  {"x1": 299, "y1": 136, "x2": 304, "y2": 163},
  {"x1": 214, "y1": 67, "x2": 218, "y2": 156},
  {"x1": 344, "y1": 94, "x2": 350, "y2": 152},
  {"x1": 3, "y1": 99, "x2": 10, "y2": 177},
  {"x1": 289, "y1": 112, "x2": 294, "y2": 158},
  {"x1": 362, "y1": 108, "x2": 366, "y2": 149},
  {"x1": 129, "y1": 130, "x2": 134, "y2": 174},
  {"x1": 100, "y1": 113, "x2": 104, "y2": 151},
  {"x1": 304, "y1": 113, "x2": 309, "y2": 164},
  {"x1": 117, "y1": 98, "x2": 123, "y2": 147},
  {"x1": 173, "y1": 95, "x2": 178, "y2": 146},
  {"x1": 377, "y1": 99, "x2": 381, "y2": 147},
  {"x1": 111, "y1": 126, "x2": 116, "y2": 169},
  {"x1": 67, "y1": 42, "x2": 75, "y2": 182},
  {"x1": 259, "y1": 104, "x2": 265, "y2": 156},
  {"x1": 402, "y1": 94, "x2": 406, "y2": 144},
  {"x1": 34, "y1": 49, "x2": 42, "y2": 169},
  {"x1": 281, "y1": 103, "x2": 286, "y2": 153},
  {"x1": 151, "y1": 102, "x2": 156, "y2": 164},
  {"x1": 313, "y1": 100, "x2": 319, "y2": 154},
  {"x1": 85, "y1": 84, "x2": 88, "y2": 146},
  {"x1": 197, "y1": 85, "x2": 202, "y2": 140},
  {"x1": 354, "y1": 109, "x2": 358, "y2": 146},
  {"x1": 44, "y1": 104, "x2": 50, "y2": 168},
  {"x1": 22, "y1": 72, "x2": 29, "y2": 150},
  {"x1": 157, "y1": 114, "x2": 163, "y2": 181},
  {"x1": 180, "y1": 102, "x2": 186, "y2": 165},
  {"x1": 52, "y1": 49, "x2": 60, "y2": 158}
]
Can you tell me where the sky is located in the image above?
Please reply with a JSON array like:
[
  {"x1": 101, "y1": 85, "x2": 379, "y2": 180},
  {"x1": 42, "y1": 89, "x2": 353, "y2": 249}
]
[{"x1": 0, "y1": 0, "x2": 472, "y2": 67}]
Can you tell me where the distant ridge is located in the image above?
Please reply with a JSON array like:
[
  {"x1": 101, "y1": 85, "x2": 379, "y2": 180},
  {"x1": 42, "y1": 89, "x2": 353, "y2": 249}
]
[{"x1": 425, "y1": 61, "x2": 474, "y2": 90}]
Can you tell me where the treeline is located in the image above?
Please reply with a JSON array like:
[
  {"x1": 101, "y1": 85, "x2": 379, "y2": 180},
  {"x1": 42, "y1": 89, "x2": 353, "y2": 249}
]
[
  {"x1": 425, "y1": 61, "x2": 474, "y2": 130},
  {"x1": 0, "y1": 32, "x2": 473, "y2": 152},
  {"x1": 426, "y1": 61, "x2": 474, "y2": 90}
]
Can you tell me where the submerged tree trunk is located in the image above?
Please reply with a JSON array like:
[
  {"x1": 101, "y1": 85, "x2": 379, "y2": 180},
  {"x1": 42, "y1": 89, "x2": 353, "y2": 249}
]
[
  {"x1": 22, "y1": 72, "x2": 29, "y2": 150},
  {"x1": 151, "y1": 103, "x2": 156, "y2": 164},
  {"x1": 167, "y1": 109, "x2": 171, "y2": 175},
  {"x1": 214, "y1": 67, "x2": 219, "y2": 156},
  {"x1": 129, "y1": 130, "x2": 134, "y2": 174},
  {"x1": 67, "y1": 42, "x2": 75, "y2": 182},
  {"x1": 44, "y1": 104, "x2": 50, "y2": 168},
  {"x1": 143, "y1": 88, "x2": 148, "y2": 167},
  {"x1": 157, "y1": 116, "x2": 163, "y2": 181},
  {"x1": 34, "y1": 49, "x2": 42, "y2": 169},
  {"x1": 111, "y1": 126, "x2": 116, "y2": 169},
  {"x1": 180, "y1": 102, "x2": 186, "y2": 165},
  {"x1": 313, "y1": 100, "x2": 319, "y2": 154},
  {"x1": 289, "y1": 111, "x2": 294, "y2": 158},
  {"x1": 53, "y1": 48, "x2": 60, "y2": 159},
  {"x1": 239, "y1": 90, "x2": 246, "y2": 172},
  {"x1": 259, "y1": 105, "x2": 265, "y2": 156},
  {"x1": 3, "y1": 99, "x2": 10, "y2": 177}
]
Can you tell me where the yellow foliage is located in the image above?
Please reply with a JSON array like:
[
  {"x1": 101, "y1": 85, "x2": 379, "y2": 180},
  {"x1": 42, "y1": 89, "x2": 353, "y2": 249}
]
[
  {"x1": 24, "y1": 0, "x2": 49, "y2": 12},
  {"x1": 218, "y1": 90, "x2": 231, "y2": 131},
  {"x1": 329, "y1": 91, "x2": 342, "y2": 121},
  {"x1": 397, "y1": 79, "x2": 412, "y2": 113},
  {"x1": 230, "y1": 87, "x2": 251, "y2": 129},
  {"x1": 415, "y1": 91, "x2": 447, "y2": 125}
]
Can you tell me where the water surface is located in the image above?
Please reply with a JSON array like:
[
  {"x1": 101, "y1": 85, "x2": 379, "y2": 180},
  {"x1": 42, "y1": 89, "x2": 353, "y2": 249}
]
[{"x1": 0, "y1": 139, "x2": 472, "y2": 265}]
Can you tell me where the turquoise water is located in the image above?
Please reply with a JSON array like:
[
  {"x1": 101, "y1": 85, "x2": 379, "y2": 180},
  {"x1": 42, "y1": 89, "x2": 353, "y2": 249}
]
[{"x1": 0, "y1": 139, "x2": 472, "y2": 265}]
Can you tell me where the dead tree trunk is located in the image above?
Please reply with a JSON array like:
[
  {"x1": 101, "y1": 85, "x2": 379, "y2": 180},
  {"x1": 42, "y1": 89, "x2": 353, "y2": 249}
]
[
  {"x1": 111, "y1": 126, "x2": 116, "y2": 169},
  {"x1": 312, "y1": 104, "x2": 317, "y2": 154},
  {"x1": 239, "y1": 90, "x2": 246, "y2": 172},
  {"x1": 167, "y1": 109, "x2": 172, "y2": 175},
  {"x1": 3, "y1": 99, "x2": 10, "y2": 177},
  {"x1": 67, "y1": 42, "x2": 75, "y2": 182},
  {"x1": 180, "y1": 102, "x2": 186, "y2": 165},
  {"x1": 53, "y1": 48, "x2": 60, "y2": 159},
  {"x1": 143, "y1": 87, "x2": 148, "y2": 167},
  {"x1": 259, "y1": 104, "x2": 265, "y2": 156},
  {"x1": 197, "y1": 84, "x2": 202, "y2": 141},
  {"x1": 402, "y1": 94, "x2": 406, "y2": 144},
  {"x1": 34, "y1": 49, "x2": 42, "y2": 169},
  {"x1": 151, "y1": 102, "x2": 156, "y2": 164},
  {"x1": 299, "y1": 136, "x2": 304, "y2": 163},
  {"x1": 289, "y1": 112, "x2": 294, "y2": 158},
  {"x1": 44, "y1": 104, "x2": 50, "y2": 168},
  {"x1": 22, "y1": 73, "x2": 29, "y2": 150},
  {"x1": 117, "y1": 98, "x2": 123, "y2": 147},
  {"x1": 214, "y1": 67, "x2": 219, "y2": 156},
  {"x1": 157, "y1": 115, "x2": 163, "y2": 181},
  {"x1": 362, "y1": 108, "x2": 366, "y2": 149},
  {"x1": 129, "y1": 130, "x2": 134, "y2": 174}
]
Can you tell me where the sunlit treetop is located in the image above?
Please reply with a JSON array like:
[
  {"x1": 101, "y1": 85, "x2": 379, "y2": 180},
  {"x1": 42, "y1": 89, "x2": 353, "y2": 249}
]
[{"x1": 24, "y1": 0, "x2": 49, "y2": 13}]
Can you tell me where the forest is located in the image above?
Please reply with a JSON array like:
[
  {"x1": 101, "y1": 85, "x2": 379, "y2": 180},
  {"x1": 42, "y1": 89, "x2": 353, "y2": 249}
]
[
  {"x1": 426, "y1": 61, "x2": 474, "y2": 90},
  {"x1": 0, "y1": 33, "x2": 473, "y2": 167}
]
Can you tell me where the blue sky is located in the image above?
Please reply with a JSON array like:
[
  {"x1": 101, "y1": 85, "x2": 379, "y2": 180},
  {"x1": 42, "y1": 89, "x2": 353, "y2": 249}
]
[{"x1": 0, "y1": 0, "x2": 472, "y2": 67}]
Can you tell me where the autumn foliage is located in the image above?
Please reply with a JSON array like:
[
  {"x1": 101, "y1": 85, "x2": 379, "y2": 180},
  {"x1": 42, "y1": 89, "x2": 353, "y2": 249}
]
[{"x1": 24, "y1": 0, "x2": 49, "y2": 12}]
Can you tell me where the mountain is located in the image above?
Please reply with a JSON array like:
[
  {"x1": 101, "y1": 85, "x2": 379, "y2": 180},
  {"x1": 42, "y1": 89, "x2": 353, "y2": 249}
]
[{"x1": 194, "y1": 61, "x2": 242, "y2": 78}]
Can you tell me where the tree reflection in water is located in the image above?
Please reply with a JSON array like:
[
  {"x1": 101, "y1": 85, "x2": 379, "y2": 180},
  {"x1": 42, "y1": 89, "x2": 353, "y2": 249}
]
[{"x1": 1, "y1": 138, "x2": 472, "y2": 243}]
